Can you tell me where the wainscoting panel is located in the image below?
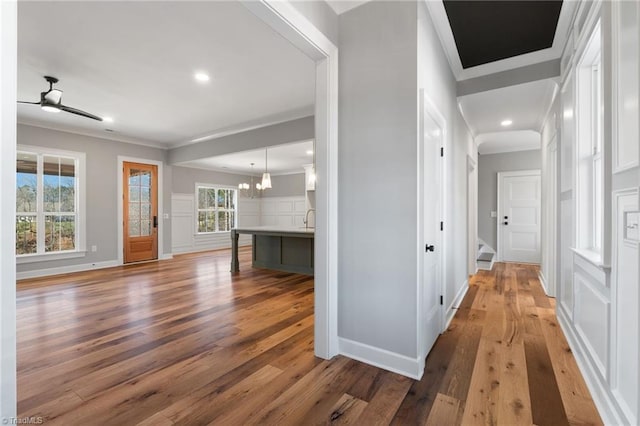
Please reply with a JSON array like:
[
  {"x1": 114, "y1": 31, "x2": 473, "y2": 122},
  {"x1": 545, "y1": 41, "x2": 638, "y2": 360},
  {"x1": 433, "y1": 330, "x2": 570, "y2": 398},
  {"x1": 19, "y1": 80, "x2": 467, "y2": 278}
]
[
  {"x1": 573, "y1": 264, "x2": 610, "y2": 382},
  {"x1": 612, "y1": 188, "x2": 639, "y2": 423},
  {"x1": 560, "y1": 198, "x2": 574, "y2": 318}
]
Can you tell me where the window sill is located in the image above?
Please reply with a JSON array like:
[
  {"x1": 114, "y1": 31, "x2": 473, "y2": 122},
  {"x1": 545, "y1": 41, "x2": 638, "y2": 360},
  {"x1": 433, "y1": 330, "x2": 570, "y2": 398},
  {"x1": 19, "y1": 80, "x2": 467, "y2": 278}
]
[
  {"x1": 195, "y1": 231, "x2": 231, "y2": 236},
  {"x1": 17, "y1": 250, "x2": 87, "y2": 264},
  {"x1": 570, "y1": 248, "x2": 609, "y2": 269}
]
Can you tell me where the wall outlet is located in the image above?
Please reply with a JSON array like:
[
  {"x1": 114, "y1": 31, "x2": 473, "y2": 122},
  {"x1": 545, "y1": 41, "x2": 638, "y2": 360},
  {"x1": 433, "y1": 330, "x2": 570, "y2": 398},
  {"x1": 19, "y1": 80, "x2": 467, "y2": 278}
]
[
  {"x1": 91, "y1": 245, "x2": 97, "y2": 252},
  {"x1": 163, "y1": 213, "x2": 170, "y2": 219},
  {"x1": 490, "y1": 211, "x2": 497, "y2": 218}
]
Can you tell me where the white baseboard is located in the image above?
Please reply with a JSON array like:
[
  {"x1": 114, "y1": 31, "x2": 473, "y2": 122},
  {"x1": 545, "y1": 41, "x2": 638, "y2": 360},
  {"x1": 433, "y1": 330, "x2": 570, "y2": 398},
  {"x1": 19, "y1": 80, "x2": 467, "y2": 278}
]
[
  {"x1": 339, "y1": 337, "x2": 423, "y2": 380},
  {"x1": 445, "y1": 280, "x2": 469, "y2": 330},
  {"x1": 160, "y1": 253, "x2": 173, "y2": 260},
  {"x1": 538, "y1": 271, "x2": 549, "y2": 295},
  {"x1": 17, "y1": 259, "x2": 119, "y2": 280},
  {"x1": 557, "y1": 308, "x2": 627, "y2": 425}
]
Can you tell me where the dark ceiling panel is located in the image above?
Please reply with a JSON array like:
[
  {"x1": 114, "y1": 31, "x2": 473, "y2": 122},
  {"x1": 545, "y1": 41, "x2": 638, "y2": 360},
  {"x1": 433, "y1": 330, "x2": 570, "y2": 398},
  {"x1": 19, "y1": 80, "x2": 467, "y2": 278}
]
[{"x1": 443, "y1": 1, "x2": 563, "y2": 69}]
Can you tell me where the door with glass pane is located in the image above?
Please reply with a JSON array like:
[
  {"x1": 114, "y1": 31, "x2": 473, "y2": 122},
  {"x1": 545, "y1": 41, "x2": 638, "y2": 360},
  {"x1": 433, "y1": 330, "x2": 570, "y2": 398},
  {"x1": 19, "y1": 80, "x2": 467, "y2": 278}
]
[{"x1": 124, "y1": 162, "x2": 158, "y2": 263}]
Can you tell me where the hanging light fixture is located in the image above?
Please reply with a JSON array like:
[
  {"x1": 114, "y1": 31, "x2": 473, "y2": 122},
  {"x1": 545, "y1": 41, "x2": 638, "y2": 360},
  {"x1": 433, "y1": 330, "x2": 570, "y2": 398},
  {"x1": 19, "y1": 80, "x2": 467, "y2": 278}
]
[
  {"x1": 238, "y1": 163, "x2": 263, "y2": 198},
  {"x1": 261, "y1": 147, "x2": 272, "y2": 189},
  {"x1": 308, "y1": 139, "x2": 316, "y2": 189}
]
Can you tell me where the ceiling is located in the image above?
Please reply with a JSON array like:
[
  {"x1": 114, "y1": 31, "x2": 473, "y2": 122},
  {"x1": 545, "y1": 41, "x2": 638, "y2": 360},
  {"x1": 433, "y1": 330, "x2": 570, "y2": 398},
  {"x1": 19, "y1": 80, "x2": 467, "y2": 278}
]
[
  {"x1": 326, "y1": 1, "x2": 371, "y2": 15},
  {"x1": 17, "y1": 1, "x2": 315, "y2": 149},
  {"x1": 443, "y1": 1, "x2": 563, "y2": 69},
  {"x1": 459, "y1": 79, "x2": 557, "y2": 154},
  {"x1": 179, "y1": 140, "x2": 314, "y2": 176},
  {"x1": 458, "y1": 79, "x2": 556, "y2": 135}
]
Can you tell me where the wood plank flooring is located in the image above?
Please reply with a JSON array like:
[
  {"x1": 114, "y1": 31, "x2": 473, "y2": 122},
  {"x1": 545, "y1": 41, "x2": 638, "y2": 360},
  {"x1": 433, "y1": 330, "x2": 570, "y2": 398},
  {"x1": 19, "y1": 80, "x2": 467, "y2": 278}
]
[{"x1": 17, "y1": 253, "x2": 601, "y2": 425}]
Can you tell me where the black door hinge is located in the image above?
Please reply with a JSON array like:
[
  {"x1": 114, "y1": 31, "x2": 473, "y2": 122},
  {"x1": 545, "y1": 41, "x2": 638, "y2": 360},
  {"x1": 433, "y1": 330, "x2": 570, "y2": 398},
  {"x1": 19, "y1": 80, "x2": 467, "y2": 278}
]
[
  {"x1": 440, "y1": 221, "x2": 443, "y2": 231},
  {"x1": 440, "y1": 295, "x2": 443, "y2": 305},
  {"x1": 440, "y1": 147, "x2": 444, "y2": 157}
]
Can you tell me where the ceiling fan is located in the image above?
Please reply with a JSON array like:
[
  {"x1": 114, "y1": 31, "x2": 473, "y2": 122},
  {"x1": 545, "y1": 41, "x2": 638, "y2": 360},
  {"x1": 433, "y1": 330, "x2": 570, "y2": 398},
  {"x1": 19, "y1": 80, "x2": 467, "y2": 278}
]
[{"x1": 17, "y1": 76, "x2": 103, "y2": 121}]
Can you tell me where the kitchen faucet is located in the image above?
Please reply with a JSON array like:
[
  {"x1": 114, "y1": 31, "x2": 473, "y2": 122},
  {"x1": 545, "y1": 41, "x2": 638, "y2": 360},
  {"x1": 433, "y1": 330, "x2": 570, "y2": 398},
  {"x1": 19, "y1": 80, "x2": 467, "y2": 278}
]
[{"x1": 304, "y1": 208, "x2": 316, "y2": 229}]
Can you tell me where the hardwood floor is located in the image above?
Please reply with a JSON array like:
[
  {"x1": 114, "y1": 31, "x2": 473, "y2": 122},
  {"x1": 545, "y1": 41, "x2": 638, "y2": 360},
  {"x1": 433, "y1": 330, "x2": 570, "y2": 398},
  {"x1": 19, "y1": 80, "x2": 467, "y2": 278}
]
[{"x1": 17, "y1": 252, "x2": 601, "y2": 425}]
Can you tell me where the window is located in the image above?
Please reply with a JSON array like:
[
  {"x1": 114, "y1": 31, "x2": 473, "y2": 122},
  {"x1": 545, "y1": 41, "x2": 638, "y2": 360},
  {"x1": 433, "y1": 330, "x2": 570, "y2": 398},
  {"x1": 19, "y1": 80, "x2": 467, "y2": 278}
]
[
  {"x1": 16, "y1": 146, "x2": 86, "y2": 259},
  {"x1": 576, "y1": 20, "x2": 603, "y2": 255},
  {"x1": 196, "y1": 185, "x2": 237, "y2": 233}
]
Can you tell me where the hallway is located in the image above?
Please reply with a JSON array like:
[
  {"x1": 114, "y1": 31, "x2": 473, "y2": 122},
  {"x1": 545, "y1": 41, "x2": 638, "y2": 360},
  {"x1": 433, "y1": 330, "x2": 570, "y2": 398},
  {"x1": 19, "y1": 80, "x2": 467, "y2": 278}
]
[{"x1": 394, "y1": 262, "x2": 602, "y2": 425}]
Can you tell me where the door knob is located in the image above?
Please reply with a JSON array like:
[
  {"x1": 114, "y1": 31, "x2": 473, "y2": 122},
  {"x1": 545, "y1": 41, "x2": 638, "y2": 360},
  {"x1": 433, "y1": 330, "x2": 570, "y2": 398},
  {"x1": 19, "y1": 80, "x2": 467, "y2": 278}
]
[{"x1": 425, "y1": 244, "x2": 435, "y2": 252}]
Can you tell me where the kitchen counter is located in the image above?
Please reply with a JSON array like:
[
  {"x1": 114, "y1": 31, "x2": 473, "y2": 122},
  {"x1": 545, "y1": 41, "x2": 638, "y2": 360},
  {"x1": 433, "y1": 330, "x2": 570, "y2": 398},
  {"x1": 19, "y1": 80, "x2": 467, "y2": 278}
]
[{"x1": 231, "y1": 226, "x2": 315, "y2": 274}]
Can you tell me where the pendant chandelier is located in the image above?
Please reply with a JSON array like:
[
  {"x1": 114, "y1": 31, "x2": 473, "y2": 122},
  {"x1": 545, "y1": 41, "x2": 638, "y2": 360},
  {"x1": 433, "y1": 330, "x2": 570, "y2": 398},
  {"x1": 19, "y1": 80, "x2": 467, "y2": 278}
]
[
  {"x1": 238, "y1": 163, "x2": 263, "y2": 198},
  {"x1": 261, "y1": 147, "x2": 272, "y2": 189}
]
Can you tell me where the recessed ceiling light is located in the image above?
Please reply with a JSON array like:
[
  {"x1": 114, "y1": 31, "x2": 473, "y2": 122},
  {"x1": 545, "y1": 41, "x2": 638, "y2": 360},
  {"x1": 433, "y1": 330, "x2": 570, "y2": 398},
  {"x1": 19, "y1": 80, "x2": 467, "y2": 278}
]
[
  {"x1": 501, "y1": 119, "x2": 513, "y2": 127},
  {"x1": 103, "y1": 116, "x2": 114, "y2": 123},
  {"x1": 194, "y1": 72, "x2": 210, "y2": 82},
  {"x1": 306, "y1": 150, "x2": 313, "y2": 155}
]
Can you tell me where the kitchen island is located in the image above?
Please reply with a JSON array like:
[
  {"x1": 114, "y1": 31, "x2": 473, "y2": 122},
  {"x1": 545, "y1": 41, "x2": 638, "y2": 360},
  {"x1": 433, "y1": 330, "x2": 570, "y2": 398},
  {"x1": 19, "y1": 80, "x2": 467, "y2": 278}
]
[{"x1": 230, "y1": 226, "x2": 314, "y2": 275}]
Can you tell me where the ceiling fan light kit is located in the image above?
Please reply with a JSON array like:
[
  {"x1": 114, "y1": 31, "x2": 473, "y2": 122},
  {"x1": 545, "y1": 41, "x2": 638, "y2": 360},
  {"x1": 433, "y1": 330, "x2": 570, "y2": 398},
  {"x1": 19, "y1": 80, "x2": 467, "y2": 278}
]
[{"x1": 18, "y1": 75, "x2": 103, "y2": 121}]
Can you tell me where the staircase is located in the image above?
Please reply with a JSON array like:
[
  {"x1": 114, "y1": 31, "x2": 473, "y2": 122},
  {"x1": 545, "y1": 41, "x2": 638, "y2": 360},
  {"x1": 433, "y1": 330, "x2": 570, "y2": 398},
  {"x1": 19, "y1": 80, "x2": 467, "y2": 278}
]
[{"x1": 477, "y1": 239, "x2": 496, "y2": 271}]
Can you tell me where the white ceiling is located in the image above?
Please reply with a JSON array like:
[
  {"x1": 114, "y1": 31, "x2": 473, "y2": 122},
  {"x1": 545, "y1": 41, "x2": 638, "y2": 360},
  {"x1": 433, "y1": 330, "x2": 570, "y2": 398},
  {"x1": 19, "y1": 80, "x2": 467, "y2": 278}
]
[
  {"x1": 17, "y1": 1, "x2": 315, "y2": 149},
  {"x1": 459, "y1": 79, "x2": 556, "y2": 155},
  {"x1": 180, "y1": 140, "x2": 314, "y2": 176}
]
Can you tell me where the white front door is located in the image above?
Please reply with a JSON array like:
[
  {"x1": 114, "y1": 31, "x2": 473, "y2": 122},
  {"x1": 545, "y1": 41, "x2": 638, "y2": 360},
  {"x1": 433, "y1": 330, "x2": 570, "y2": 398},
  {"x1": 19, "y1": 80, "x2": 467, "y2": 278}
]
[
  {"x1": 498, "y1": 170, "x2": 541, "y2": 263},
  {"x1": 421, "y1": 94, "x2": 442, "y2": 357}
]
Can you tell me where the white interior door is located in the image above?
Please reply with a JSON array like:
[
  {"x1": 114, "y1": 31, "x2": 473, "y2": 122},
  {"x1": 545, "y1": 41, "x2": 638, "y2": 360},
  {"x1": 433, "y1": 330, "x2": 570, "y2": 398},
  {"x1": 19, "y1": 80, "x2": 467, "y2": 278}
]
[
  {"x1": 421, "y1": 97, "x2": 442, "y2": 356},
  {"x1": 498, "y1": 170, "x2": 541, "y2": 263}
]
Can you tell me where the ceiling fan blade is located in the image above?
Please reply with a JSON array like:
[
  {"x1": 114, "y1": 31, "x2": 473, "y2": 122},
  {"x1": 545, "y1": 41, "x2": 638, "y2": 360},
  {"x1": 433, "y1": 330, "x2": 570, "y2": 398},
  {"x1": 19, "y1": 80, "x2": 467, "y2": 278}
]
[
  {"x1": 59, "y1": 104, "x2": 103, "y2": 121},
  {"x1": 43, "y1": 89, "x2": 63, "y2": 104},
  {"x1": 17, "y1": 100, "x2": 41, "y2": 105}
]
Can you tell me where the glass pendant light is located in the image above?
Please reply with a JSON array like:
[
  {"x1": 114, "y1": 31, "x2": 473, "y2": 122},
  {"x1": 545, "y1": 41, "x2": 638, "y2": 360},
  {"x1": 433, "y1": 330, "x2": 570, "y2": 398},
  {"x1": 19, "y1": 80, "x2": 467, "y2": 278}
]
[{"x1": 261, "y1": 147, "x2": 272, "y2": 189}]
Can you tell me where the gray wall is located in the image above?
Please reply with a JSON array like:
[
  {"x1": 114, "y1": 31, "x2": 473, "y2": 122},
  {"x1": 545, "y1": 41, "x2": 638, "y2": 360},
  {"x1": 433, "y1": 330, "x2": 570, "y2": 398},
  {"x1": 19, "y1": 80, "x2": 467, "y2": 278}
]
[
  {"x1": 477, "y1": 149, "x2": 541, "y2": 250},
  {"x1": 171, "y1": 166, "x2": 251, "y2": 194},
  {"x1": 261, "y1": 173, "x2": 305, "y2": 197},
  {"x1": 167, "y1": 116, "x2": 314, "y2": 165},
  {"x1": 339, "y1": 1, "x2": 419, "y2": 358},
  {"x1": 16, "y1": 124, "x2": 171, "y2": 273}
]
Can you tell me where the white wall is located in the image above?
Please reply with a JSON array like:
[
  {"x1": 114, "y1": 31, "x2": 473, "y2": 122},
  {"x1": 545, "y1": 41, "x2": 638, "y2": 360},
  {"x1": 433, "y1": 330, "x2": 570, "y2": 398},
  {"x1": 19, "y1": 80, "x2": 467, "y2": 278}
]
[
  {"x1": 552, "y1": 1, "x2": 640, "y2": 424},
  {"x1": 0, "y1": 0, "x2": 17, "y2": 418}
]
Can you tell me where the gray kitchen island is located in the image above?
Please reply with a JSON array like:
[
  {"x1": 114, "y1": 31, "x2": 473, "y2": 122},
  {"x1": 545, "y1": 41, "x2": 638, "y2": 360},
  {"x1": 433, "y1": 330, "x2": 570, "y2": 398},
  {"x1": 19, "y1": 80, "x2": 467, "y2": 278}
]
[{"x1": 230, "y1": 226, "x2": 314, "y2": 275}]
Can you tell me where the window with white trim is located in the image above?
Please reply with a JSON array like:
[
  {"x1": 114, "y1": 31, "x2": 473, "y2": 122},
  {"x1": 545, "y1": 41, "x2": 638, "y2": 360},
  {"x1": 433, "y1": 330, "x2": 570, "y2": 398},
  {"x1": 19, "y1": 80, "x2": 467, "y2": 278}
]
[
  {"x1": 196, "y1": 185, "x2": 237, "y2": 233},
  {"x1": 16, "y1": 146, "x2": 85, "y2": 258},
  {"x1": 576, "y1": 20, "x2": 603, "y2": 255}
]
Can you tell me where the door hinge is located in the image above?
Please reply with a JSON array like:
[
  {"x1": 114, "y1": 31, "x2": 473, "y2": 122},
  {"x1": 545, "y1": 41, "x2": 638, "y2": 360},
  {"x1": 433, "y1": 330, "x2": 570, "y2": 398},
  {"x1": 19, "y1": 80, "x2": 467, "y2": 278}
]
[
  {"x1": 440, "y1": 221, "x2": 443, "y2": 231},
  {"x1": 440, "y1": 295, "x2": 443, "y2": 305},
  {"x1": 440, "y1": 147, "x2": 444, "y2": 157}
]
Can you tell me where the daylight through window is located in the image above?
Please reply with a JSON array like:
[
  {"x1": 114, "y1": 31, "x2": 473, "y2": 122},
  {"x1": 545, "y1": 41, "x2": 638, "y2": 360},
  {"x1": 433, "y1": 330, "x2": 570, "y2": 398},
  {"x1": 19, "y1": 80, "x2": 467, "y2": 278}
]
[
  {"x1": 196, "y1": 185, "x2": 237, "y2": 233},
  {"x1": 16, "y1": 149, "x2": 81, "y2": 256}
]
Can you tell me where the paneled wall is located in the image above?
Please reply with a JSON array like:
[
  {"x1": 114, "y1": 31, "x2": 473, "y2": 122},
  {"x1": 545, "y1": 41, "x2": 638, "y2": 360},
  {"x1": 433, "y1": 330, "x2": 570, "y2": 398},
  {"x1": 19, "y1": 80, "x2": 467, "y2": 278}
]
[
  {"x1": 551, "y1": 1, "x2": 640, "y2": 424},
  {"x1": 170, "y1": 194, "x2": 306, "y2": 254}
]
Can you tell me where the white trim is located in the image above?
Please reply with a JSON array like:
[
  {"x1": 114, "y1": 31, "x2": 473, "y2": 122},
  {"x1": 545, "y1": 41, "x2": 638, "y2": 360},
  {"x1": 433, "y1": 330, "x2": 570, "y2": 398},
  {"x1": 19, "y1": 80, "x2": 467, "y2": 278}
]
[
  {"x1": 16, "y1": 260, "x2": 119, "y2": 281},
  {"x1": 496, "y1": 169, "x2": 542, "y2": 262},
  {"x1": 417, "y1": 90, "x2": 447, "y2": 367},
  {"x1": 445, "y1": 281, "x2": 469, "y2": 330},
  {"x1": 16, "y1": 250, "x2": 86, "y2": 264},
  {"x1": 16, "y1": 144, "x2": 87, "y2": 257},
  {"x1": 557, "y1": 306, "x2": 626, "y2": 425},
  {"x1": 538, "y1": 271, "x2": 549, "y2": 296},
  {"x1": 338, "y1": 337, "x2": 423, "y2": 380},
  {"x1": 0, "y1": 0, "x2": 18, "y2": 417},
  {"x1": 117, "y1": 156, "x2": 164, "y2": 265},
  {"x1": 241, "y1": 0, "x2": 339, "y2": 359}
]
